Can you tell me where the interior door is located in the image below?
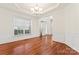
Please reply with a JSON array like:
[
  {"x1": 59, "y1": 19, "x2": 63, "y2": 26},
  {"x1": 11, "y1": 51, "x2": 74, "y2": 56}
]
[{"x1": 40, "y1": 21, "x2": 48, "y2": 36}]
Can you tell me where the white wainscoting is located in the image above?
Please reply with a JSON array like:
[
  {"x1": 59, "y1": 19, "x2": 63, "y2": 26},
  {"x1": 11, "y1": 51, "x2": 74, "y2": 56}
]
[
  {"x1": 65, "y1": 33, "x2": 79, "y2": 52},
  {"x1": 53, "y1": 32, "x2": 65, "y2": 43},
  {"x1": 53, "y1": 32, "x2": 79, "y2": 52}
]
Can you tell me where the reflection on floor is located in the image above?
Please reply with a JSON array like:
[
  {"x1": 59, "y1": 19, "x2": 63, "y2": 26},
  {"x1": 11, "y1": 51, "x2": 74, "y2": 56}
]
[{"x1": 0, "y1": 35, "x2": 79, "y2": 55}]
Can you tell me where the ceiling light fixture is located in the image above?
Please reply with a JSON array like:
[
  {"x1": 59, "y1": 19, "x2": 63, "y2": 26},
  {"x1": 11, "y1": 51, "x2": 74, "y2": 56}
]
[{"x1": 30, "y1": 4, "x2": 43, "y2": 15}]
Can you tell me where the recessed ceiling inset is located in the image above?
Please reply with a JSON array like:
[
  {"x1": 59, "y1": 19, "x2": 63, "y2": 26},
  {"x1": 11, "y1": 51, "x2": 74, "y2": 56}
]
[
  {"x1": 0, "y1": 3, "x2": 60, "y2": 16},
  {"x1": 15, "y1": 3, "x2": 59, "y2": 15}
]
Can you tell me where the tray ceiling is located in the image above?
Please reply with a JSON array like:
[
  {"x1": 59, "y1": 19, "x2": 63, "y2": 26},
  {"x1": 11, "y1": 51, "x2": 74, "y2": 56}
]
[{"x1": 0, "y1": 3, "x2": 60, "y2": 17}]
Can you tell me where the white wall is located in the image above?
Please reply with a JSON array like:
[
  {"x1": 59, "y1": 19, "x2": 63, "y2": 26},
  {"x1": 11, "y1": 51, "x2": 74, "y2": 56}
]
[
  {"x1": 64, "y1": 4, "x2": 79, "y2": 52},
  {"x1": 40, "y1": 5, "x2": 65, "y2": 43},
  {"x1": 0, "y1": 7, "x2": 40, "y2": 44},
  {"x1": 41, "y1": 3, "x2": 79, "y2": 52},
  {"x1": 51, "y1": 9, "x2": 65, "y2": 43}
]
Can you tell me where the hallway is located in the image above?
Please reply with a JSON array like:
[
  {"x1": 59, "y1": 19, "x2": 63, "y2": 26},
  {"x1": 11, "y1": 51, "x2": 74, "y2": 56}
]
[{"x1": 0, "y1": 35, "x2": 78, "y2": 55}]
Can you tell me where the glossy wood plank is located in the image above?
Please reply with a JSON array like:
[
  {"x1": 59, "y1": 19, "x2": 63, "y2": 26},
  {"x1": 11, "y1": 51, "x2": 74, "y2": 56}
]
[{"x1": 0, "y1": 35, "x2": 79, "y2": 55}]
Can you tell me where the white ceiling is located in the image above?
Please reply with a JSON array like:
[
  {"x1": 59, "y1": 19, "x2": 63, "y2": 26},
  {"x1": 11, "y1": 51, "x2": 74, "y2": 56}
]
[{"x1": 0, "y1": 3, "x2": 60, "y2": 17}]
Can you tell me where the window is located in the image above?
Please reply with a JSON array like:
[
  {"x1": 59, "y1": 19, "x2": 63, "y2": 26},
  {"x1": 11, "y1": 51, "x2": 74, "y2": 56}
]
[{"x1": 13, "y1": 17, "x2": 31, "y2": 36}]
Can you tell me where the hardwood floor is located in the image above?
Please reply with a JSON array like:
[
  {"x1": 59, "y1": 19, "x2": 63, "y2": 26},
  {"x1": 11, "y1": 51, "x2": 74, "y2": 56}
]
[{"x1": 0, "y1": 35, "x2": 79, "y2": 55}]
